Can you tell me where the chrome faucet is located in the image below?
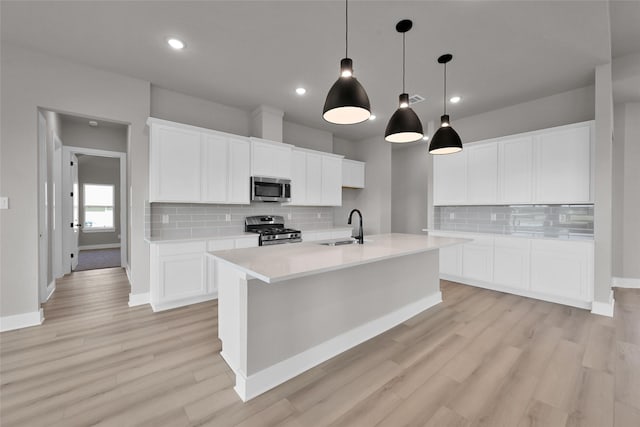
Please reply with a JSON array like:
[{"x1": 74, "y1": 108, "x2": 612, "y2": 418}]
[{"x1": 348, "y1": 209, "x2": 364, "y2": 244}]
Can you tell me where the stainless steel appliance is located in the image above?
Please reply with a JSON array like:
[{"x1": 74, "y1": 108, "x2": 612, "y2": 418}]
[
  {"x1": 251, "y1": 177, "x2": 291, "y2": 202},
  {"x1": 245, "y1": 215, "x2": 301, "y2": 246}
]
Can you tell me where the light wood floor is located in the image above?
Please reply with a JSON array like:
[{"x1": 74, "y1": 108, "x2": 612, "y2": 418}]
[{"x1": 1, "y1": 268, "x2": 639, "y2": 426}]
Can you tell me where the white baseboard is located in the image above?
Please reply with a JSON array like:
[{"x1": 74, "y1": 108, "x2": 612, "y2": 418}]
[
  {"x1": 1, "y1": 308, "x2": 44, "y2": 332},
  {"x1": 591, "y1": 290, "x2": 615, "y2": 318},
  {"x1": 78, "y1": 243, "x2": 121, "y2": 250},
  {"x1": 613, "y1": 277, "x2": 640, "y2": 289},
  {"x1": 233, "y1": 291, "x2": 442, "y2": 402},
  {"x1": 46, "y1": 280, "x2": 56, "y2": 302},
  {"x1": 150, "y1": 292, "x2": 218, "y2": 312},
  {"x1": 128, "y1": 292, "x2": 150, "y2": 307},
  {"x1": 440, "y1": 274, "x2": 592, "y2": 310}
]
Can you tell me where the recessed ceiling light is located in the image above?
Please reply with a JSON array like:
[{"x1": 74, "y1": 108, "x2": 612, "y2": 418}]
[
  {"x1": 369, "y1": 114, "x2": 376, "y2": 121},
  {"x1": 423, "y1": 135, "x2": 429, "y2": 141},
  {"x1": 449, "y1": 96, "x2": 461, "y2": 104},
  {"x1": 295, "y1": 87, "x2": 306, "y2": 95},
  {"x1": 167, "y1": 37, "x2": 185, "y2": 50}
]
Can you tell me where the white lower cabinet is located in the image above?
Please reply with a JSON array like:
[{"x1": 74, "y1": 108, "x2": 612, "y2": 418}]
[
  {"x1": 431, "y1": 231, "x2": 594, "y2": 308},
  {"x1": 150, "y1": 235, "x2": 258, "y2": 311},
  {"x1": 493, "y1": 237, "x2": 530, "y2": 290}
]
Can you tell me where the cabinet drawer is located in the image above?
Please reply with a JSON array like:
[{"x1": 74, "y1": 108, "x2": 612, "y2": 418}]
[
  {"x1": 235, "y1": 237, "x2": 259, "y2": 248},
  {"x1": 158, "y1": 241, "x2": 206, "y2": 257},
  {"x1": 207, "y1": 239, "x2": 235, "y2": 251}
]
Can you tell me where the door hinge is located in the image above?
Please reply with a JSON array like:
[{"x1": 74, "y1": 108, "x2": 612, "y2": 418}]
[
  {"x1": 70, "y1": 253, "x2": 74, "y2": 258},
  {"x1": 70, "y1": 161, "x2": 74, "y2": 166},
  {"x1": 70, "y1": 222, "x2": 74, "y2": 228},
  {"x1": 70, "y1": 192, "x2": 73, "y2": 197}
]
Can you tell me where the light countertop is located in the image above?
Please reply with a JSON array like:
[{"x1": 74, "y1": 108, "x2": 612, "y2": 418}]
[{"x1": 208, "y1": 233, "x2": 470, "y2": 284}]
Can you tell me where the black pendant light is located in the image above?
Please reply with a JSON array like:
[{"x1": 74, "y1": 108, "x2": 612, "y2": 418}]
[
  {"x1": 429, "y1": 54, "x2": 463, "y2": 154},
  {"x1": 385, "y1": 20, "x2": 423, "y2": 143},
  {"x1": 323, "y1": 0, "x2": 371, "y2": 125}
]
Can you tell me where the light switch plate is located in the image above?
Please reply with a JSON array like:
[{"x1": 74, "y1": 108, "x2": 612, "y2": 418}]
[
  {"x1": 225, "y1": 214, "x2": 231, "y2": 222},
  {"x1": 0, "y1": 197, "x2": 8, "y2": 209},
  {"x1": 162, "y1": 214, "x2": 169, "y2": 224}
]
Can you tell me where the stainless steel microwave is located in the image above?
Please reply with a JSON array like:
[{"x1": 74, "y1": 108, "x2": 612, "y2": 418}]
[{"x1": 251, "y1": 177, "x2": 291, "y2": 202}]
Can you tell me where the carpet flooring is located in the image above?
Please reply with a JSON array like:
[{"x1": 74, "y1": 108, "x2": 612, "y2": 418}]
[{"x1": 74, "y1": 248, "x2": 121, "y2": 271}]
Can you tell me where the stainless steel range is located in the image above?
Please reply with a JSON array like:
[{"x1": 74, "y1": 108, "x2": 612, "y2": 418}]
[{"x1": 245, "y1": 215, "x2": 302, "y2": 246}]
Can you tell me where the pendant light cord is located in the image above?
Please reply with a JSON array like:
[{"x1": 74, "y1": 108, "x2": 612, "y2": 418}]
[
  {"x1": 443, "y1": 62, "x2": 447, "y2": 115},
  {"x1": 345, "y1": 0, "x2": 348, "y2": 58},
  {"x1": 402, "y1": 32, "x2": 406, "y2": 93}
]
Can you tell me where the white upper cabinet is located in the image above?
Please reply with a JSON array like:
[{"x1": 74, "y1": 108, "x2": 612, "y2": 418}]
[
  {"x1": 150, "y1": 124, "x2": 202, "y2": 202},
  {"x1": 466, "y1": 143, "x2": 498, "y2": 204},
  {"x1": 499, "y1": 136, "x2": 534, "y2": 204},
  {"x1": 321, "y1": 155, "x2": 342, "y2": 206},
  {"x1": 432, "y1": 121, "x2": 593, "y2": 206},
  {"x1": 250, "y1": 138, "x2": 293, "y2": 179},
  {"x1": 290, "y1": 149, "x2": 307, "y2": 205},
  {"x1": 433, "y1": 151, "x2": 467, "y2": 206},
  {"x1": 534, "y1": 123, "x2": 593, "y2": 203},
  {"x1": 287, "y1": 148, "x2": 343, "y2": 206},
  {"x1": 201, "y1": 134, "x2": 229, "y2": 203},
  {"x1": 342, "y1": 159, "x2": 365, "y2": 188},
  {"x1": 148, "y1": 118, "x2": 251, "y2": 204}
]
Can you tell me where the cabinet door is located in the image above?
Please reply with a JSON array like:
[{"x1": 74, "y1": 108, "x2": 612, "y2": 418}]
[
  {"x1": 499, "y1": 136, "x2": 533, "y2": 203},
  {"x1": 530, "y1": 240, "x2": 592, "y2": 300},
  {"x1": 342, "y1": 160, "x2": 365, "y2": 188},
  {"x1": 290, "y1": 150, "x2": 307, "y2": 205},
  {"x1": 157, "y1": 241, "x2": 207, "y2": 303},
  {"x1": 201, "y1": 134, "x2": 229, "y2": 203},
  {"x1": 321, "y1": 155, "x2": 342, "y2": 206},
  {"x1": 228, "y1": 138, "x2": 251, "y2": 204},
  {"x1": 251, "y1": 140, "x2": 292, "y2": 179},
  {"x1": 306, "y1": 153, "x2": 323, "y2": 205},
  {"x1": 207, "y1": 239, "x2": 235, "y2": 294},
  {"x1": 150, "y1": 125, "x2": 201, "y2": 201},
  {"x1": 493, "y1": 237, "x2": 530, "y2": 290},
  {"x1": 439, "y1": 245, "x2": 462, "y2": 277},
  {"x1": 466, "y1": 144, "x2": 498, "y2": 204},
  {"x1": 534, "y1": 124, "x2": 591, "y2": 203},
  {"x1": 433, "y1": 151, "x2": 467, "y2": 205},
  {"x1": 462, "y1": 236, "x2": 494, "y2": 282}
]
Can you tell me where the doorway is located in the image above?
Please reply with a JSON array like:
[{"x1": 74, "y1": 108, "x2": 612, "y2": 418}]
[{"x1": 38, "y1": 109, "x2": 129, "y2": 306}]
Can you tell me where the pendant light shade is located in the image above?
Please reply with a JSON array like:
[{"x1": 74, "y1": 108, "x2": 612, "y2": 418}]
[
  {"x1": 385, "y1": 19, "x2": 423, "y2": 143},
  {"x1": 323, "y1": 0, "x2": 371, "y2": 125},
  {"x1": 429, "y1": 54, "x2": 462, "y2": 154}
]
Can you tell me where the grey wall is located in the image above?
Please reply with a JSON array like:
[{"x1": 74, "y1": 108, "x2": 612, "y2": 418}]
[
  {"x1": 150, "y1": 85, "x2": 250, "y2": 136},
  {"x1": 283, "y1": 120, "x2": 333, "y2": 153},
  {"x1": 1, "y1": 43, "x2": 150, "y2": 318},
  {"x1": 391, "y1": 144, "x2": 429, "y2": 234},
  {"x1": 61, "y1": 120, "x2": 127, "y2": 153},
  {"x1": 620, "y1": 102, "x2": 640, "y2": 279},
  {"x1": 334, "y1": 135, "x2": 392, "y2": 235},
  {"x1": 77, "y1": 155, "x2": 121, "y2": 247}
]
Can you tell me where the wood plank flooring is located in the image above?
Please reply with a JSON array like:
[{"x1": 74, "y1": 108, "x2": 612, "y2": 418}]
[{"x1": 1, "y1": 267, "x2": 639, "y2": 426}]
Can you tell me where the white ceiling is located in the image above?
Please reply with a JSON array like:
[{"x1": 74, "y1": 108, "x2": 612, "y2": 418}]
[{"x1": 2, "y1": 1, "x2": 634, "y2": 141}]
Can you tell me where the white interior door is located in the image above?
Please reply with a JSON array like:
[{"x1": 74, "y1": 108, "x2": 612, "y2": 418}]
[{"x1": 71, "y1": 154, "x2": 80, "y2": 270}]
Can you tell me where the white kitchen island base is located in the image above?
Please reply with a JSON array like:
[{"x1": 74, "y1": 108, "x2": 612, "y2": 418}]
[{"x1": 210, "y1": 234, "x2": 468, "y2": 401}]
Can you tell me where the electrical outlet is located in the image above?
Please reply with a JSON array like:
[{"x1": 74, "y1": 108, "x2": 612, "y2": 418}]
[
  {"x1": 317, "y1": 212, "x2": 321, "y2": 219},
  {"x1": 162, "y1": 214, "x2": 169, "y2": 224},
  {"x1": 287, "y1": 213, "x2": 292, "y2": 220},
  {"x1": 225, "y1": 213, "x2": 231, "y2": 222},
  {"x1": 0, "y1": 197, "x2": 8, "y2": 209},
  {"x1": 491, "y1": 213, "x2": 497, "y2": 221},
  {"x1": 449, "y1": 212, "x2": 455, "y2": 220}
]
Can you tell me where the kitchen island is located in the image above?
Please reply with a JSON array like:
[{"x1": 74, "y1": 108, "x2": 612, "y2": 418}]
[{"x1": 207, "y1": 233, "x2": 469, "y2": 401}]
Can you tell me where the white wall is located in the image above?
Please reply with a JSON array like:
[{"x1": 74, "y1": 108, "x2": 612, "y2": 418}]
[{"x1": 1, "y1": 43, "x2": 150, "y2": 318}]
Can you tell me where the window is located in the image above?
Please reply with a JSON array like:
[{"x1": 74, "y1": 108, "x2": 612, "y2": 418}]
[{"x1": 83, "y1": 184, "x2": 114, "y2": 231}]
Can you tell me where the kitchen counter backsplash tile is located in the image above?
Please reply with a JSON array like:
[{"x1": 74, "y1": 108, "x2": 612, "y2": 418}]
[
  {"x1": 434, "y1": 205, "x2": 593, "y2": 239},
  {"x1": 148, "y1": 203, "x2": 334, "y2": 240}
]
